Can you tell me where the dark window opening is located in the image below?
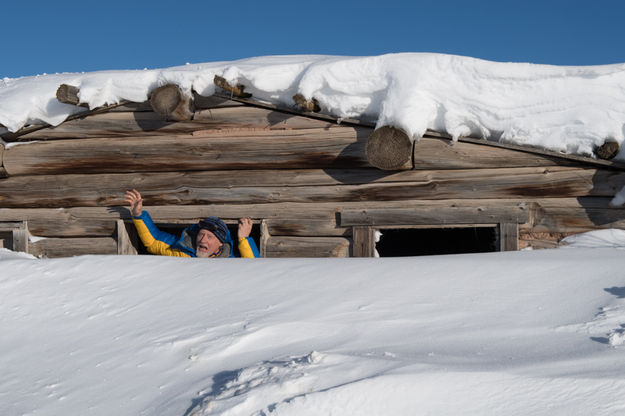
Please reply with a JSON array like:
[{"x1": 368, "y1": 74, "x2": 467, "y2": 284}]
[
  {"x1": 134, "y1": 222, "x2": 261, "y2": 256},
  {"x1": 376, "y1": 227, "x2": 498, "y2": 257}
]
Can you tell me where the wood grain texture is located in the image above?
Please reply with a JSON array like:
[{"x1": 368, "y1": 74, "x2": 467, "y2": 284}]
[
  {"x1": 413, "y1": 137, "x2": 576, "y2": 169},
  {"x1": 1, "y1": 166, "x2": 622, "y2": 207},
  {"x1": 3, "y1": 127, "x2": 370, "y2": 175},
  {"x1": 264, "y1": 236, "x2": 350, "y2": 257},
  {"x1": 29, "y1": 237, "x2": 117, "y2": 257},
  {"x1": 366, "y1": 126, "x2": 413, "y2": 170}
]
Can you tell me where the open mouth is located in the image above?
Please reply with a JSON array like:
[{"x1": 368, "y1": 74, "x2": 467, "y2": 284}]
[{"x1": 197, "y1": 244, "x2": 209, "y2": 252}]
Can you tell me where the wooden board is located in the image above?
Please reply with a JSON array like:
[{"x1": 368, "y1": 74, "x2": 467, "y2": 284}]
[
  {"x1": 29, "y1": 237, "x2": 117, "y2": 257},
  {"x1": 116, "y1": 220, "x2": 138, "y2": 255},
  {"x1": 498, "y1": 223, "x2": 519, "y2": 251},
  {"x1": 15, "y1": 106, "x2": 343, "y2": 140},
  {"x1": 266, "y1": 218, "x2": 349, "y2": 237},
  {"x1": 414, "y1": 137, "x2": 576, "y2": 169},
  {"x1": 1, "y1": 166, "x2": 622, "y2": 207},
  {"x1": 264, "y1": 236, "x2": 350, "y2": 257},
  {"x1": 3, "y1": 127, "x2": 370, "y2": 175},
  {"x1": 341, "y1": 204, "x2": 529, "y2": 226},
  {"x1": 352, "y1": 226, "x2": 376, "y2": 257}
]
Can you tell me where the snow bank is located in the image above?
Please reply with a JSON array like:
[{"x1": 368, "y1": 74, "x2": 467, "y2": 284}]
[
  {"x1": 561, "y1": 229, "x2": 625, "y2": 249},
  {"x1": 1, "y1": 249, "x2": 625, "y2": 415},
  {"x1": 2, "y1": 53, "x2": 625, "y2": 159}
]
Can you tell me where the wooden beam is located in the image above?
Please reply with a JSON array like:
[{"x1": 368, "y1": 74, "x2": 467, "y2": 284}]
[
  {"x1": 1, "y1": 167, "x2": 623, "y2": 208},
  {"x1": 29, "y1": 237, "x2": 117, "y2": 258},
  {"x1": 12, "y1": 228, "x2": 28, "y2": 253},
  {"x1": 413, "y1": 136, "x2": 577, "y2": 169},
  {"x1": 498, "y1": 223, "x2": 519, "y2": 251},
  {"x1": 0, "y1": 142, "x2": 5, "y2": 178},
  {"x1": 2, "y1": 127, "x2": 370, "y2": 176},
  {"x1": 260, "y1": 220, "x2": 269, "y2": 258},
  {"x1": 13, "y1": 106, "x2": 343, "y2": 141},
  {"x1": 116, "y1": 220, "x2": 138, "y2": 255},
  {"x1": 341, "y1": 204, "x2": 529, "y2": 226},
  {"x1": 365, "y1": 126, "x2": 413, "y2": 170},
  {"x1": 352, "y1": 226, "x2": 375, "y2": 257},
  {"x1": 426, "y1": 131, "x2": 625, "y2": 171},
  {"x1": 149, "y1": 84, "x2": 194, "y2": 121},
  {"x1": 266, "y1": 218, "x2": 349, "y2": 236},
  {"x1": 264, "y1": 236, "x2": 350, "y2": 257}
]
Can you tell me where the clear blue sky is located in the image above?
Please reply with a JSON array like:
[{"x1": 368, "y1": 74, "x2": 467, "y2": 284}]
[{"x1": 3, "y1": 0, "x2": 625, "y2": 78}]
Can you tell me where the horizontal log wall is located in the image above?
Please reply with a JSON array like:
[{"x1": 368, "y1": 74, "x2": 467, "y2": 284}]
[{"x1": 2, "y1": 103, "x2": 625, "y2": 257}]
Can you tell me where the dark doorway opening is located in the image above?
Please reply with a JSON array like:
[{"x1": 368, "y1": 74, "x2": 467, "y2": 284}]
[
  {"x1": 376, "y1": 227, "x2": 497, "y2": 257},
  {"x1": 134, "y1": 222, "x2": 261, "y2": 256}
]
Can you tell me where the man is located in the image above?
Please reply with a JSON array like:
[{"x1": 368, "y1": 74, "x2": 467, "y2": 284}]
[{"x1": 124, "y1": 189, "x2": 259, "y2": 258}]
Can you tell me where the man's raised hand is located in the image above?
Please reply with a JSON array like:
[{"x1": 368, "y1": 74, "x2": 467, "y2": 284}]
[{"x1": 124, "y1": 189, "x2": 143, "y2": 217}]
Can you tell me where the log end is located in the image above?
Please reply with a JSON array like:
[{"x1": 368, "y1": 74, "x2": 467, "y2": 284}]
[
  {"x1": 293, "y1": 94, "x2": 320, "y2": 112},
  {"x1": 365, "y1": 126, "x2": 413, "y2": 170},
  {"x1": 56, "y1": 84, "x2": 88, "y2": 108},
  {"x1": 214, "y1": 75, "x2": 252, "y2": 98},
  {"x1": 594, "y1": 139, "x2": 620, "y2": 160},
  {"x1": 149, "y1": 84, "x2": 194, "y2": 121}
]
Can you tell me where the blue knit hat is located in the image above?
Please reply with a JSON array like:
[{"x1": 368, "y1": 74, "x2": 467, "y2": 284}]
[{"x1": 198, "y1": 217, "x2": 229, "y2": 243}]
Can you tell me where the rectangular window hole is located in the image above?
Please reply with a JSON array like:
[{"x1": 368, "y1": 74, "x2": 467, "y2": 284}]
[{"x1": 376, "y1": 227, "x2": 498, "y2": 257}]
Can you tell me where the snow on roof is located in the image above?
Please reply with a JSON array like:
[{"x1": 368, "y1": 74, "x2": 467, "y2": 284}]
[{"x1": 1, "y1": 53, "x2": 625, "y2": 159}]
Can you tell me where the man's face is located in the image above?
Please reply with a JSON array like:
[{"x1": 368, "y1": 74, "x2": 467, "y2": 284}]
[{"x1": 196, "y1": 229, "x2": 223, "y2": 258}]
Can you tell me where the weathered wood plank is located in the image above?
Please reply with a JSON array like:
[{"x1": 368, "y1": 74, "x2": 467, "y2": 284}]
[
  {"x1": 3, "y1": 127, "x2": 369, "y2": 175},
  {"x1": 13, "y1": 106, "x2": 343, "y2": 140},
  {"x1": 426, "y1": 131, "x2": 625, "y2": 171},
  {"x1": 414, "y1": 137, "x2": 577, "y2": 169},
  {"x1": 260, "y1": 220, "x2": 269, "y2": 258},
  {"x1": 1, "y1": 167, "x2": 623, "y2": 207},
  {"x1": 116, "y1": 220, "x2": 138, "y2": 255},
  {"x1": 529, "y1": 206, "x2": 625, "y2": 232},
  {"x1": 264, "y1": 236, "x2": 350, "y2": 257},
  {"x1": 0, "y1": 143, "x2": 5, "y2": 178},
  {"x1": 341, "y1": 204, "x2": 529, "y2": 226},
  {"x1": 12, "y1": 228, "x2": 29, "y2": 253},
  {"x1": 352, "y1": 226, "x2": 376, "y2": 257},
  {"x1": 498, "y1": 223, "x2": 519, "y2": 251},
  {"x1": 29, "y1": 237, "x2": 117, "y2": 258},
  {"x1": 266, "y1": 218, "x2": 349, "y2": 236},
  {"x1": 0, "y1": 221, "x2": 26, "y2": 232}
]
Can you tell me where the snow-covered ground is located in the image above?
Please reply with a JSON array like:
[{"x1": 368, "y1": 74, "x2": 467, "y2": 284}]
[
  {"x1": 2, "y1": 53, "x2": 625, "y2": 159},
  {"x1": 2, "y1": 232, "x2": 625, "y2": 415}
]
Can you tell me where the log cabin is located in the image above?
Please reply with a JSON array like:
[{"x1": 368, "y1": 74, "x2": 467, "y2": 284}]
[{"x1": 1, "y1": 81, "x2": 625, "y2": 258}]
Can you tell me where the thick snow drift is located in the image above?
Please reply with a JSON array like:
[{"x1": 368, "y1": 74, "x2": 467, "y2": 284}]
[
  {"x1": 1, "y1": 243, "x2": 625, "y2": 415},
  {"x1": 2, "y1": 53, "x2": 625, "y2": 159}
]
